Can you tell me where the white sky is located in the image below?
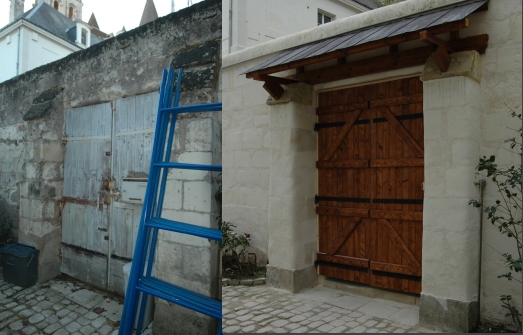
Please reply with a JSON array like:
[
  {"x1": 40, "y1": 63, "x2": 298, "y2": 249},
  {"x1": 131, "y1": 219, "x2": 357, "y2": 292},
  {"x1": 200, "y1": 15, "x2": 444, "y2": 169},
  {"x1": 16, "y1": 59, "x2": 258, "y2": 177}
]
[{"x1": 0, "y1": 0, "x2": 203, "y2": 35}]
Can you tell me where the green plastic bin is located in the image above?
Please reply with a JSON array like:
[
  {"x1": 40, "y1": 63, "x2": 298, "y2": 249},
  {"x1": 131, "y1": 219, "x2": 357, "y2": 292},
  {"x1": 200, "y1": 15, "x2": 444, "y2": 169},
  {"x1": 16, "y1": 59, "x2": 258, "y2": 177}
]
[{"x1": 1, "y1": 244, "x2": 39, "y2": 288}]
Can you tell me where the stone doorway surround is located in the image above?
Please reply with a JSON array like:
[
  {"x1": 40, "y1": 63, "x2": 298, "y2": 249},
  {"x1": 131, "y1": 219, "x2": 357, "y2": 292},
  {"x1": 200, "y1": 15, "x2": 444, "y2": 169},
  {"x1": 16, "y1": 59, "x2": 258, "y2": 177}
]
[{"x1": 262, "y1": 50, "x2": 483, "y2": 332}]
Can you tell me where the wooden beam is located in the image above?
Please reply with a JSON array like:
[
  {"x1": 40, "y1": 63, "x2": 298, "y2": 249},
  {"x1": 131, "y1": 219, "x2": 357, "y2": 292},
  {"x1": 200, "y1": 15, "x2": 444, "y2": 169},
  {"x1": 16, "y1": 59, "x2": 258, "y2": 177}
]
[
  {"x1": 389, "y1": 44, "x2": 398, "y2": 54},
  {"x1": 263, "y1": 82, "x2": 284, "y2": 100},
  {"x1": 245, "y1": 19, "x2": 469, "y2": 78},
  {"x1": 317, "y1": 253, "x2": 369, "y2": 269},
  {"x1": 284, "y1": 35, "x2": 488, "y2": 85},
  {"x1": 253, "y1": 73, "x2": 298, "y2": 85},
  {"x1": 317, "y1": 159, "x2": 369, "y2": 169},
  {"x1": 370, "y1": 261, "x2": 422, "y2": 277},
  {"x1": 316, "y1": 207, "x2": 369, "y2": 217},
  {"x1": 337, "y1": 57, "x2": 346, "y2": 65},
  {"x1": 432, "y1": 44, "x2": 451, "y2": 72},
  {"x1": 450, "y1": 30, "x2": 459, "y2": 41},
  {"x1": 296, "y1": 46, "x2": 433, "y2": 85},
  {"x1": 420, "y1": 30, "x2": 455, "y2": 52}
]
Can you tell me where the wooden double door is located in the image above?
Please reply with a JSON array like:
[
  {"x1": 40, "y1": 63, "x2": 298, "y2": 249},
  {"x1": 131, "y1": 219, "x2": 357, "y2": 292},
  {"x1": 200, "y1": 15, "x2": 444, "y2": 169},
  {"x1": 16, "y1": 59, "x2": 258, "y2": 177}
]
[{"x1": 316, "y1": 77, "x2": 424, "y2": 294}]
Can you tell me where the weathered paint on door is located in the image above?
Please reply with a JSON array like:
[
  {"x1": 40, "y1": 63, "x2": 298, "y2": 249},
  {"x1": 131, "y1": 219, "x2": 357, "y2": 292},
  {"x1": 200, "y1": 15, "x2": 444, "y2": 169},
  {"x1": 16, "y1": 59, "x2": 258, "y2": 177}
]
[
  {"x1": 62, "y1": 92, "x2": 159, "y2": 294},
  {"x1": 316, "y1": 77, "x2": 424, "y2": 294}
]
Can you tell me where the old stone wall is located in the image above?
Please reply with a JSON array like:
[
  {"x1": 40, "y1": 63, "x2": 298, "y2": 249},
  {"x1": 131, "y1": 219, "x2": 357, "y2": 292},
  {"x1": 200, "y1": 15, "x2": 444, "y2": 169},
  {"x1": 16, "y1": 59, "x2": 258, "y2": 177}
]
[{"x1": 0, "y1": 0, "x2": 221, "y2": 333}]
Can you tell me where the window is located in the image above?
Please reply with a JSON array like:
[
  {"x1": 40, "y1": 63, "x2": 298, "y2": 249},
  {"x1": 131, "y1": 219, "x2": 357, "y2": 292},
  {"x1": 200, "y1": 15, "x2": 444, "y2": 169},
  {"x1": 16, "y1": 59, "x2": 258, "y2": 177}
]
[
  {"x1": 81, "y1": 28, "x2": 87, "y2": 45},
  {"x1": 68, "y1": 7, "x2": 73, "y2": 19},
  {"x1": 53, "y1": 1, "x2": 59, "y2": 10},
  {"x1": 318, "y1": 12, "x2": 333, "y2": 26}
]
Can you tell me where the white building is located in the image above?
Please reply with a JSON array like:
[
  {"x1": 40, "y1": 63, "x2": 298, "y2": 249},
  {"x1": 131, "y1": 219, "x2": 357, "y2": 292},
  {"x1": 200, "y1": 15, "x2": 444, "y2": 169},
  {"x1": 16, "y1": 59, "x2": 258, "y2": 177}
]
[
  {"x1": 0, "y1": 0, "x2": 103, "y2": 83},
  {"x1": 222, "y1": 0, "x2": 381, "y2": 55}
]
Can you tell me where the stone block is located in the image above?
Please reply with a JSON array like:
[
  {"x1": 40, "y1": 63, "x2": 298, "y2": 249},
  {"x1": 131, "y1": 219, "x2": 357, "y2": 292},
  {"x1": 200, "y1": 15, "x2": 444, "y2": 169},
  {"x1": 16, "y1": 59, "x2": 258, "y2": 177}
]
[
  {"x1": 42, "y1": 141, "x2": 64, "y2": 162},
  {"x1": 186, "y1": 118, "x2": 213, "y2": 152},
  {"x1": 419, "y1": 293, "x2": 478, "y2": 332},
  {"x1": 451, "y1": 140, "x2": 480, "y2": 168},
  {"x1": 183, "y1": 181, "x2": 212, "y2": 213},
  {"x1": 242, "y1": 128, "x2": 264, "y2": 149},
  {"x1": 423, "y1": 109, "x2": 443, "y2": 141},
  {"x1": 234, "y1": 151, "x2": 250, "y2": 168},
  {"x1": 252, "y1": 150, "x2": 269, "y2": 168},
  {"x1": 244, "y1": 189, "x2": 269, "y2": 209},
  {"x1": 235, "y1": 169, "x2": 260, "y2": 187},
  {"x1": 447, "y1": 107, "x2": 481, "y2": 142},
  {"x1": 265, "y1": 264, "x2": 317, "y2": 293},
  {"x1": 421, "y1": 51, "x2": 482, "y2": 83},
  {"x1": 153, "y1": 300, "x2": 217, "y2": 335},
  {"x1": 223, "y1": 130, "x2": 242, "y2": 151},
  {"x1": 445, "y1": 167, "x2": 478, "y2": 198}
]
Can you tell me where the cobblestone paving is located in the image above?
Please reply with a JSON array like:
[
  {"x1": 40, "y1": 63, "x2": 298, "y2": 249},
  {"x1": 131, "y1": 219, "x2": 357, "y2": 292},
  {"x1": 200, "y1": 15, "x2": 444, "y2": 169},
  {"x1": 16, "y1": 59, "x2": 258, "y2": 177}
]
[
  {"x1": 223, "y1": 285, "x2": 441, "y2": 333},
  {"x1": 0, "y1": 276, "x2": 118, "y2": 335},
  {"x1": 0, "y1": 274, "x2": 123, "y2": 335}
]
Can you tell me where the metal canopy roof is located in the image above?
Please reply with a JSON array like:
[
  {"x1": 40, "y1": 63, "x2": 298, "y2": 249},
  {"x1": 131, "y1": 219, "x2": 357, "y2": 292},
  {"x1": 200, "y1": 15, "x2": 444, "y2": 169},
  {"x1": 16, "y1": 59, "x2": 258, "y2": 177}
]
[{"x1": 245, "y1": 0, "x2": 487, "y2": 76}]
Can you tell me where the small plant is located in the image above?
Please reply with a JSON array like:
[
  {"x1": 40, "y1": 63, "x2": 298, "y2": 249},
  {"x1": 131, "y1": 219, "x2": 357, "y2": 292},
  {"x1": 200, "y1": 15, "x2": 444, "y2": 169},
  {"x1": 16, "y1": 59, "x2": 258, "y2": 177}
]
[
  {"x1": 220, "y1": 221, "x2": 251, "y2": 263},
  {"x1": 470, "y1": 110, "x2": 522, "y2": 333}
]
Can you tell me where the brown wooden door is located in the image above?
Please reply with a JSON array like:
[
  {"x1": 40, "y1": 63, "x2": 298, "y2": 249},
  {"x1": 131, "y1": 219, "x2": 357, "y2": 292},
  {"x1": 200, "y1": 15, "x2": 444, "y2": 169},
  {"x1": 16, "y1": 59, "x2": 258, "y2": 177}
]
[{"x1": 316, "y1": 77, "x2": 424, "y2": 294}]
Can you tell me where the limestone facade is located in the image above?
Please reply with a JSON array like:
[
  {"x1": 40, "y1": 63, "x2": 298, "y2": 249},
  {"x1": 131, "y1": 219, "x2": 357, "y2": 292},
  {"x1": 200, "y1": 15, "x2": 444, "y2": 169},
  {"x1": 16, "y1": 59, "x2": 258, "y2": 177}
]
[{"x1": 222, "y1": 0, "x2": 522, "y2": 331}]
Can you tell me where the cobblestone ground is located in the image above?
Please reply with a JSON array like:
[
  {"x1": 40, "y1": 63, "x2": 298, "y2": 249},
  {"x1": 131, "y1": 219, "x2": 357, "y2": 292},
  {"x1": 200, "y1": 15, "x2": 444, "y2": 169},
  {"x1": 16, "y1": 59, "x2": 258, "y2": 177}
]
[
  {"x1": 223, "y1": 285, "x2": 441, "y2": 333},
  {"x1": 0, "y1": 274, "x2": 124, "y2": 335}
]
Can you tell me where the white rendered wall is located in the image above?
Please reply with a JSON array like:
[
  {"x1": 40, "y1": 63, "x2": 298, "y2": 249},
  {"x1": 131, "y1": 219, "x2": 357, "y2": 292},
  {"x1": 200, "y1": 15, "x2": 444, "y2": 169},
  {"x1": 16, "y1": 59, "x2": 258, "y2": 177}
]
[
  {"x1": 223, "y1": 0, "x2": 521, "y2": 327},
  {"x1": 0, "y1": 30, "x2": 19, "y2": 83},
  {"x1": 21, "y1": 26, "x2": 75, "y2": 75},
  {"x1": 222, "y1": 0, "x2": 363, "y2": 55}
]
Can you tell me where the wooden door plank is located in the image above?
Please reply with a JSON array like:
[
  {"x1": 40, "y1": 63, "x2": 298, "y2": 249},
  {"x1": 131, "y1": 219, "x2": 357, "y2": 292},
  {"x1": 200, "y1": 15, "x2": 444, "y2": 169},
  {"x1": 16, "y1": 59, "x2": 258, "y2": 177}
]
[
  {"x1": 379, "y1": 218, "x2": 421, "y2": 267},
  {"x1": 317, "y1": 207, "x2": 369, "y2": 217},
  {"x1": 370, "y1": 261, "x2": 422, "y2": 277},
  {"x1": 326, "y1": 217, "x2": 363, "y2": 255},
  {"x1": 322, "y1": 110, "x2": 363, "y2": 161},
  {"x1": 317, "y1": 253, "x2": 369, "y2": 268},
  {"x1": 317, "y1": 102, "x2": 368, "y2": 115},
  {"x1": 317, "y1": 159, "x2": 369, "y2": 169},
  {"x1": 370, "y1": 210, "x2": 423, "y2": 221},
  {"x1": 378, "y1": 107, "x2": 424, "y2": 157},
  {"x1": 370, "y1": 94, "x2": 423, "y2": 108},
  {"x1": 370, "y1": 158, "x2": 424, "y2": 167}
]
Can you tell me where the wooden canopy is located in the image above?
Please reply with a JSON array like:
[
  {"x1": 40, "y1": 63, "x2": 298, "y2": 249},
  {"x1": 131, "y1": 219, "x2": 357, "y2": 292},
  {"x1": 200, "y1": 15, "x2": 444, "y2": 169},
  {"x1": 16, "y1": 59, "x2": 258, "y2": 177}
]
[{"x1": 244, "y1": 0, "x2": 489, "y2": 100}]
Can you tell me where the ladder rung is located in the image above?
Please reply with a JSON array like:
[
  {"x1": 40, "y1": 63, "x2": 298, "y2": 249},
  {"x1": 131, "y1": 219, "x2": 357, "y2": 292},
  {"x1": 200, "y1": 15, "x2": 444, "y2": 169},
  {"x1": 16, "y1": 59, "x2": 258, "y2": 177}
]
[
  {"x1": 161, "y1": 102, "x2": 222, "y2": 114},
  {"x1": 146, "y1": 217, "x2": 222, "y2": 241},
  {"x1": 137, "y1": 277, "x2": 221, "y2": 319},
  {"x1": 153, "y1": 162, "x2": 222, "y2": 171}
]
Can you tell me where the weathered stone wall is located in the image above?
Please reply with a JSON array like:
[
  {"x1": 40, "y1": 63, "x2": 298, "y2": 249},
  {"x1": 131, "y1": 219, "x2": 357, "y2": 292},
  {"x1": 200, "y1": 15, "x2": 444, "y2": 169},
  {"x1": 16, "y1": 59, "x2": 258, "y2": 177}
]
[
  {"x1": 0, "y1": 0, "x2": 221, "y2": 332},
  {"x1": 222, "y1": 0, "x2": 521, "y2": 330}
]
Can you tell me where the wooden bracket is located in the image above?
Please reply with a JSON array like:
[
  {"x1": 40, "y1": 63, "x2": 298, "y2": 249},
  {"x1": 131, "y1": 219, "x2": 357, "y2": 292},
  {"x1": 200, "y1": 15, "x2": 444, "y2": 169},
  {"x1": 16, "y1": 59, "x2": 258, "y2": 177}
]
[
  {"x1": 263, "y1": 81, "x2": 284, "y2": 100},
  {"x1": 432, "y1": 44, "x2": 451, "y2": 72},
  {"x1": 420, "y1": 30, "x2": 455, "y2": 52}
]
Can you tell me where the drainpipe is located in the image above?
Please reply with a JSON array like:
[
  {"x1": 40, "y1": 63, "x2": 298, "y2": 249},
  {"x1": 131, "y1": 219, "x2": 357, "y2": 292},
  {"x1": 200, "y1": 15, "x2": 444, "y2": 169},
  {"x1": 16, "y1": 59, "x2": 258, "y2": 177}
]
[
  {"x1": 474, "y1": 179, "x2": 486, "y2": 320},
  {"x1": 16, "y1": 27, "x2": 21, "y2": 75},
  {"x1": 228, "y1": 0, "x2": 232, "y2": 54}
]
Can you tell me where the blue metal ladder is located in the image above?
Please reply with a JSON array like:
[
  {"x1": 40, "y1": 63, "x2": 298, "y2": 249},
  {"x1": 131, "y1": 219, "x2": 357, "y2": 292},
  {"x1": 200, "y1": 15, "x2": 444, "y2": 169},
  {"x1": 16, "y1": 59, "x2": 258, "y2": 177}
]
[{"x1": 119, "y1": 67, "x2": 222, "y2": 335}]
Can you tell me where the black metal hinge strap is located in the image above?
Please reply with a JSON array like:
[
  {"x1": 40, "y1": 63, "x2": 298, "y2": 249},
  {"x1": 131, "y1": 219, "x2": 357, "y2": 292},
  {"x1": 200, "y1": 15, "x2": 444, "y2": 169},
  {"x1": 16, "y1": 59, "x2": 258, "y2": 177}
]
[{"x1": 315, "y1": 196, "x2": 371, "y2": 204}]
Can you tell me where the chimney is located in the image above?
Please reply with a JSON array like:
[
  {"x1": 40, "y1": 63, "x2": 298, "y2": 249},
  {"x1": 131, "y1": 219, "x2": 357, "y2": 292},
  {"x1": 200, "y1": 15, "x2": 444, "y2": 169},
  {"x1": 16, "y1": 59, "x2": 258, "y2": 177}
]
[{"x1": 9, "y1": 0, "x2": 25, "y2": 23}]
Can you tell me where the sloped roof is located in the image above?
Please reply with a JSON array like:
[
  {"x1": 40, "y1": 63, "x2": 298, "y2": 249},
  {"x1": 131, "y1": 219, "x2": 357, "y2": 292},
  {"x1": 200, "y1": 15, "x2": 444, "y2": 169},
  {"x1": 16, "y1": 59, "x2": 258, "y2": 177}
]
[
  {"x1": 140, "y1": 0, "x2": 159, "y2": 26},
  {"x1": 245, "y1": 0, "x2": 487, "y2": 76},
  {"x1": 0, "y1": 2, "x2": 102, "y2": 47}
]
